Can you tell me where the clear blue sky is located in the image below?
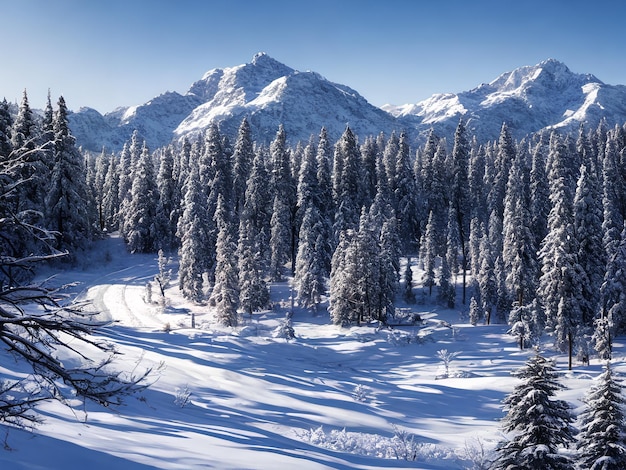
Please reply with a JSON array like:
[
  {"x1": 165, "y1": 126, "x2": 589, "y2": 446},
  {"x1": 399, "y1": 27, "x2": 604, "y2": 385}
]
[{"x1": 2, "y1": 0, "x2": 625, "y2": 113}]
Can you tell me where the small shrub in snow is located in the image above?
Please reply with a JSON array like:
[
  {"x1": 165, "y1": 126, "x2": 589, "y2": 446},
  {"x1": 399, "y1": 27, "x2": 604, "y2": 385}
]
[
  {"x1": 144, "y1": 282, "x2": 153, "y2": 304},
  {"x1": 436, "y1": 349, "x2": 461, "y2": 379},
  {"x1": 390, "y1": 424, "x2": 418, "y2": 461},
  {"x1": 174, "y1": 385, "x2": 191, "y2": 408},
  {"x1": 460, "y1": 437, "x2": 494, "y2": 470},
  {"x1": 352, "y1": 384, "x2": 368, "y2": 402},
  {"x1": 272, "y1": 313, "x2": 295, "y2": 340}
]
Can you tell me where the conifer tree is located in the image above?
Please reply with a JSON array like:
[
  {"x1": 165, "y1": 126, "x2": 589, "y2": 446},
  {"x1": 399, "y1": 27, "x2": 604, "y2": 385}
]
[
  {"x1": 574, "y1": 162, "x2": 605, "y2": 326},
  {"x1": 210, "y1": 194, "x2": 239, "y2": 327},
  {"x1": 333, "y1": 126, "x2": 362, "y2": 237},
  {"x1": 600, "y1": 223, "x2": 626, "y2": 335},
  {"x1": 394, "y1": 131, "x2": 420, "y2": 253},
  {"x1": 238, "y1": 214, "x2": 269, "y2": 316},
  {"x1": 244, "y1": 148, "x2": 272, "y2": 268},
  {"x1": 155, "y1": 146, "x2": 177, "y2": 251},
  {"x1": 315, "y1": 127, "x2": 335, "y2": 270},
  {"x1": 44, "y1": 96, "x2": 94, "y2": 252},
  {"x1": 421, "y1": 211, "x2": 437, "y2": 296},
  {"x1": 492, "y1": 351, "x2": 576, "y2": 470},
  {"x1": 450, "y1": 118, "x2": 471, "y2": 303},
  {"x1": 577, "y1": 363, "x2": 626, "y2": 470},
  {"x1": 329, "y1": 229, "x2": 359, "y2": 326},
  {"x1": 0, "y1": 98, "x2": 13, "y2": 159},
  {"x1": 294, "y1": 205, "x2": 326, "y2": 312},
  {"x1": 502, "y1": 141, "x2": 537, "y2": 309},
  {"x1": 232, "y1": 117, "x2": 254, "y2": 217},
  {"x1": 177, "y1": 166, "x2": 212, "y2": 302},
  {"x1": 125, "y1": 142, "x2": 158, "y2": 253},
  {"x1": 530, "y1": 135, "x2": 550, "y2": 251},
  {"x1": 539, "y1": 133, "x2": 585, "y2": 357},
  {"x1": 270, "y1": 124, "x2": 297, "y2": 273}
]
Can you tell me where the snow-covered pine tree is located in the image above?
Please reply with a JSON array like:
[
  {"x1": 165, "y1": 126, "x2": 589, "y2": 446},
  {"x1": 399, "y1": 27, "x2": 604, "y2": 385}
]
[
  {"x1": 577, "y1": 363, "x2": 626, "y2": 470},
  {"x1": 270, "y1": 124, "x2": 297, "y2": 273},
  {"x1": 316, "y1": 127, "x2": 335, "y2": 268},
  {"x1": 329, "y1": 229, "x2": 359, "y2": 326},
  {"x1": 237, "y1": 214, "x2": 269, "y2": 317},
  {"x1": 530, "y1": 134, "x2": 550, "y2": 252},
  {"x1": 421, "y1": 211, "x2": 437, "y2": 296},
  {"x1": 44, "y1": 96, "x2": 95, "y2": 253},
  {"x1": 125, "y1": 142, "x2": 158, "y2": 253},
  {"x1": 600, "y1": 223, "x2": 626, "y2": 335},
  {"x1": 210, "y1": 194, "x2": 239, "y2": 327},
  {"x1": 394, "y1": 131, "x2": 420, "y2": 254},
  {"x1": 155, "y1": 146, "x2": 178, "y2": 251},
  {"x1": 360, "y1": 135, "x2": 378, "y2": 209},
  {"x1": 0, "y1": 98, "x2": 13, "y2": 159},
  {"x1": 269, "y1": 194, "x2": 291, "y2": 281},
  {"x1": 602, "y1": 132, "x2": 624, "y2": 264},
  {"x1": 177, "y1": 165, "x2": 212, "y2": 303},
  {"x1": 244, "y1": 148, "x2": 272, "y2": 269},
  {"x1": 502, "y1": 140, "x2": 537, "y2": 310},
  {"x1": 450, "y1": 118, "x2": 471, "y2": 303},
  {"x1": 492, "y1": 351, "x2": 576, "y2": 470},
  {"x1": 232, "y1": 117, "x2": 254, "y2": 218},
  {"x1": 333, "y1": 126, "x2": 362, "y2": 237},
  {"x1": 294, "y1": 205, "x2": 326, "y2": 312},
  {"x1": 538, "y1": 133, "x2": 585, "y2": 357},
  {"x1": 574, "y1": 162, "x2": 604, "y2": 327},
  {"x1": 101, "y1": 150, "x2": 119, "y2": 232},
  {"x1": 117, "y1": 130, "x2": 142, "y2": 239}
]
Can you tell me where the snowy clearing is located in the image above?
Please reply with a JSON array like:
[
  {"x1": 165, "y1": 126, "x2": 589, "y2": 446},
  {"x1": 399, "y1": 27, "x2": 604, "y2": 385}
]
[{"x1": 1, "y1": 234, "x2": 620, "y2": 469}]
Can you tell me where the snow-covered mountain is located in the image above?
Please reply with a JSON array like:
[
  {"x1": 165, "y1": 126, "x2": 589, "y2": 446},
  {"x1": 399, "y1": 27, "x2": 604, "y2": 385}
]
[
  {"x1": 384, "y1": 58, "x2": 626, "y2": 142},
  {"x1": 69, "y1": 55, "x2": 626, "y2": 152},
  {"x1": 69, "y1": 52, "x2": 400, "y2": 152}
]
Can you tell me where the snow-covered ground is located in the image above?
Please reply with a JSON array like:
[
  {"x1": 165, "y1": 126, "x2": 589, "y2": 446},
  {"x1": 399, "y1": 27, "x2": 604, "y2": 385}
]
[{"x1": 1, "y1": 234, "x2": 621, "y2": 469}]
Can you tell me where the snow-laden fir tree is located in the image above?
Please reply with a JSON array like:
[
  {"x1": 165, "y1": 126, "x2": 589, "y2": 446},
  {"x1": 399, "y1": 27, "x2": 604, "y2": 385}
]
[
  {"x1": 232, "y1": 117, "x2": 254, "y2": 218},
  {"x1": 294, "y1": 205, "x2": 326, "y2": 312},
  {"x1": 491, "y1": 351, "x2": 576, "y2": 470},
  {"x1": 394, "y1": 131, "x2": 420, "y2": 253},
  {"x1": 577, "y1": 363, "x2": 626, "y2": 470},
  {"x1": 574, "y1": 161, "x2": 605, "y2": 327},
  {"x1": 602, "y1": 133, "x2": 625, "y2": 264},
  {"x1": 421, "y1": 211, "x2": 437, "y2": 296},
  {"x1": 44, "y1": 96, "x2": 95, "y2": 253},
  {"x1": 0, "y1": 98, "x2": 13, "y2": 159},
  {"x1": 210, "y1": 194, "x2": 239, "y2": 327},
  {"x1": 359, "y1": 135, "x2": 378, "y2": 208},
  {"x1": 530, "y1": 134, "x2": 550, "y2": 252},
  {"x1": 538, "y1": 133, "x2": 585, "y2": 356},
  {"x1": 599, "y1": 223, "x2": 626, "y2": 336},
  {"x1": 117, "y1": 130, "x2": 142, "y2": 239},
  {"x1": 152, "y1": 147, "x2": 177, "y2": 251},
  {"x1": 177, "y1": 165, "x2": 212, "y2": 303},
  {"x1": 238, "y1": 214, "x2": 269, "y2": 317},
  {"x1": 333, "y1": 126, "x2": 362, "y2": 237},
  {"x1": 502, "y1": 140, "x2": 537, "y2": 311},
  {"x1": 270, "y1": 124, "x2": 297, "y2": 273},
  {"x1": 315, "y1": 127, "x2": 335, "y2": 268},
  {"x1": 329, "y1": 229, "x2": 359, "y2": 326},
  {"x1": 244, "y1": 148, "x2": 272, "y2": 269},
  {"x1": 270, "y1": 194, "x2": 291, "y2": 281},
  {"x1": 125, "y1": 142, "x2": 158, "y2": 253}
]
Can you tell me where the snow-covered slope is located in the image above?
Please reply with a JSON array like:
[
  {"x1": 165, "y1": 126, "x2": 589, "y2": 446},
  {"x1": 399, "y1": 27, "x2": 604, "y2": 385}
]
[
  {"x1": 384, "y1": 58, "x2": 626, "y2": 142},
  {"x1": 69, "y1": 56, "x2": 626, "y2": 152}
]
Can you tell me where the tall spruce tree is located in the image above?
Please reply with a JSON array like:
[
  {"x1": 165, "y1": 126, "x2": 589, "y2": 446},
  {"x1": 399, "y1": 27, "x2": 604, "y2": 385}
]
[
  {"x1": 492, "y1": 351, "x2": 576, "y2": 470},
  {"x1": 125, "y1": 142, "x2": 158, "y2": 253},
  {"x1": 44, "y1": 96, "x2": 94, "y2": 253},
  {"x1": 210, "y1": 194, "x2": 239, "y2": 326},
  {"x1": 177, "y1": 165, "x2": 212, "y2": 302},
  {"x1": 577, "y1": 363, "x2": 626, "y2": 470}
]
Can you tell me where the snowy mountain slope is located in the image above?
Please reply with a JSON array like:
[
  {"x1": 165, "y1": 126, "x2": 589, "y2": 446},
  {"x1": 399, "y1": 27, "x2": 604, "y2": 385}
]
[
  {"x1": 68, "y1": 55, "x2": 626, "y2": 152},
  {"x1": 384, "y1": 58, "x2": 626, "y2": 142}
]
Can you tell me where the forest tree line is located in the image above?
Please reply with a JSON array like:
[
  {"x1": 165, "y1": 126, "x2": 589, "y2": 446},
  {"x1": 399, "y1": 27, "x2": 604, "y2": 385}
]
[{"x1": 3, "y1": 90, "x2": 626, "y2": 362}]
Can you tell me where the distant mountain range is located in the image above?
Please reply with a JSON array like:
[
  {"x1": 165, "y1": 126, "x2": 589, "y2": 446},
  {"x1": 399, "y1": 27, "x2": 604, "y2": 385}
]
[{"x1": 67, "y1": 53, "x2": 626, "y2": 152}]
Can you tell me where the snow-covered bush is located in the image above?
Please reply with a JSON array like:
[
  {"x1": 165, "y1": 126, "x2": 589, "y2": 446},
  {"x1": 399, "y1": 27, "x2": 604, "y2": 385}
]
[
  {"x1": 436, "y1": 349, "x2": 460, "y2": 379},
  {"x1": 174, "y1": 385, "x2": 191, "y2": 408},
  {"x1": 272, "y1": 314, "x2": 295, "y2": 340},
  {"x1": 352, "y1": 384, "x2": 368, "y2": 402}
]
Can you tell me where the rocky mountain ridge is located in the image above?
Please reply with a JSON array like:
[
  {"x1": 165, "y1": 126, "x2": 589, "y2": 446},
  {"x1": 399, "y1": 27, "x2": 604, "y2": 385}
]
[{"x1": 67, "y1": 54, "x2": 626, "y2": 152}]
